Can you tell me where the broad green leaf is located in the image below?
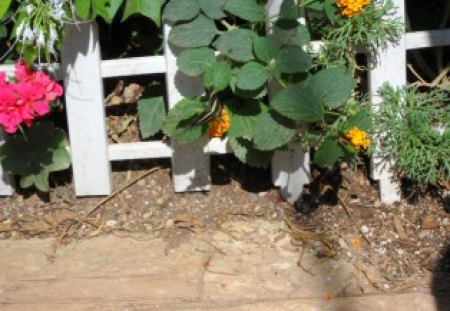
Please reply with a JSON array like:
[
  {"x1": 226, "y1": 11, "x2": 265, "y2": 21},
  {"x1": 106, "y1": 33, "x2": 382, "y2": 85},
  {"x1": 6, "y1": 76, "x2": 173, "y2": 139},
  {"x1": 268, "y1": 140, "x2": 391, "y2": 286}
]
[
  {"x1": 177, "y1": 47, "x2": 216, "y2": 76},
  {"x1": 228, "y1": 137, "x2": 273, "y2": 168},
  {"x1": 271, "y1": 19, "x2": 310, "y2": 47},
  {"x1": 253, "y1": 111, "x2": 296, "y2": 150},
  {"x1": 346, "y1": 109, "x2": 372, "y2": 131},
  {"x1": 169, "y1": 14, "x2": 217, "y2": 48},
  {"x1": 308, "y1": 67, "x2": 354, "y2": 109},
  {"x1": 93, "y1": 0, "x2": 124, "y2": 23},
  {"x1": 227, "y1": 100, "x2": 268, "y2": 140},
  {"x1": 314, "y1": 137, "x2": 345, "y2": 168},
  {"x1": 275, "y1": 46, "x2": 312, "y2": 74},
  {"x1": 271, "y1": 85, "x2": 324, "y2": 122},
  {"x1": 122, "y1": 0, "x2": 162, "y2": 25},
  {"x1": 162, "y1": 98, "x2": 208, "y2": 143},
  {"x1": 137, "y1": 96, "x2": 166, "y2": 139},
  {"x1": 0, "y1": 0, "x2": 12, "y2": 20},
  {"x1": 75, "y1": 0, "x2": 92, "y2": 20},
  {"x1": 280, "y1": 0, "x2": 299, "y2": 20},
  {"x1": 253, "y1": 36, "x2": 277, "y2": 63},
  {"x1": 214, "y1": 29, "x2": 255, "y2": 62},
  {"x1": 163, "y1": 0, "x2": 200, "y2": 22},
  {"x1": 0, "y1": 25, "x2": 7, "y2": 39},
  {"x1": 224, "y1": 0, "x2": 265, "y2": 22},
  {"x1": 197, "y1": 0, "x2": 226, "y2": 19},
  {"x1": 236, "y1": 62, "x2": 269, "y2": 91},
  {"x1": 0, "y1": 121, "x2": 71, "y2": 192},
  {"x1": 204, "y1": 61, "x2": 233, "y2": 91}
]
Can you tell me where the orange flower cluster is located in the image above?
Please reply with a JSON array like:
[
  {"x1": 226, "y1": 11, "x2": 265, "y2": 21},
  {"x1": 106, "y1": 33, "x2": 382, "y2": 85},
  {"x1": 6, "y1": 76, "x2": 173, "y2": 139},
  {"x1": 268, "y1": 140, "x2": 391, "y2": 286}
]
[
  {"x1": 337, "y1": 0, "x2": 370, "y2": 17},
  {"x1": 208, "y1": 108, "x2": 231, "y2": 138},
  {"x1": 345, "y1": 127, "x2": 371, "y2": 150}
]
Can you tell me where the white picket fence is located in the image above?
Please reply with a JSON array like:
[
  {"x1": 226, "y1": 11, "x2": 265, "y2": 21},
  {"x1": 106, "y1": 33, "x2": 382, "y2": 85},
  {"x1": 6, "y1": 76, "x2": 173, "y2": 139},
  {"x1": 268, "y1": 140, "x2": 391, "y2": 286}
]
[{"x1": 0, "y1": 0, "x2": 449, "y2": 204}]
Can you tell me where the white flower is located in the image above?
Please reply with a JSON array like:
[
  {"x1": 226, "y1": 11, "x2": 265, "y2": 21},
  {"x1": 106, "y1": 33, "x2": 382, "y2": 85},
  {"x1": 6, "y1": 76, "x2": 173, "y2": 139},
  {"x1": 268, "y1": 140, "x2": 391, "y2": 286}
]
[
  {"x1": 23, "y1": 25, "x2": 35, "y2": 42},
  {"x1": 26, "y1": 4, "x2": 34, "y2": 15},
  {"x1": 15, "y1": 21, "x2": 25, "y2": 37},
  {"x1": 37, "y1": 30, "x2": 45, "y2": 47}
]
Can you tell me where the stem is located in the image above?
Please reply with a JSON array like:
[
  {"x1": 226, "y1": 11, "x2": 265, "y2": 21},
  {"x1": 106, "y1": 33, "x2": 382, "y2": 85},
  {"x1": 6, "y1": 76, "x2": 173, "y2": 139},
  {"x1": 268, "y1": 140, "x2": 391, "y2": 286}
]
[{"x1": 220, "y1": 20, "x2": 235, "y2": 31}]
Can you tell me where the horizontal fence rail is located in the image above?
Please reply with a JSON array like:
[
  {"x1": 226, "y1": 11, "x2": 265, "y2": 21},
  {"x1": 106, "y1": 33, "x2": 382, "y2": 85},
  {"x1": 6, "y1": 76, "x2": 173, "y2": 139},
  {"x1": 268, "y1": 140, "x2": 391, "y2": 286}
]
[{"x1": 0, "y1": 0, "x2": 448, "y2": 203}]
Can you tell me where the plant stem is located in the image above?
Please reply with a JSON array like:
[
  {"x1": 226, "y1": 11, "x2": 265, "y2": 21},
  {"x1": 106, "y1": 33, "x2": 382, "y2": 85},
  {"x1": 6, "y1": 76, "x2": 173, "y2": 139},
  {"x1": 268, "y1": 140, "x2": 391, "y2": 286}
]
[{"x1": 220, "y1": 20, "x2": 235, "y2": 31}]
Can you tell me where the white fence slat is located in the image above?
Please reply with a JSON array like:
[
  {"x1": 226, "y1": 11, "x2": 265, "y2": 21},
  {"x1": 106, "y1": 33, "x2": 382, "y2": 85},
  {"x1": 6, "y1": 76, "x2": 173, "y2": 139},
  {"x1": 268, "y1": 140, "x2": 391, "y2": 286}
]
[
  {"x1": 108, "y1": 141, "x2": 173, "y2": 161},
  {"x1": 368, "y1": 0, "x2": 406, "y2": 203},
  {"x1": 266, "y1": 0, "x2": 311, "y2": 202},
  {"x1": 61, "y1": 22, "x2": 112, "y2": 196},
  {"x1": 101, "y1": 56, "x2": 166, "y2": 77},
  {"x1": 406, "y1": 29, "x2": 450, "y2": 50},
  {"x1": 0, "y1": 130, "x2": 14, "y2": 196},
  {"x1": 163, "y1": 23, "x2": 211, "y2": 192}
]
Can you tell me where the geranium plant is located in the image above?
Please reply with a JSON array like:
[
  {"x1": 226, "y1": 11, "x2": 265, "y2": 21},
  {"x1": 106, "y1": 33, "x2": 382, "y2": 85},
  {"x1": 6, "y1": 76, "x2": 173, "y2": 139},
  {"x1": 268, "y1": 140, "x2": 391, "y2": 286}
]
[
  {"x1": 0, "y1": 61, "x2": 70, "y2": 192},
  {"x1": 161, "y1": 0, "x2": 401, "y2": 168}
]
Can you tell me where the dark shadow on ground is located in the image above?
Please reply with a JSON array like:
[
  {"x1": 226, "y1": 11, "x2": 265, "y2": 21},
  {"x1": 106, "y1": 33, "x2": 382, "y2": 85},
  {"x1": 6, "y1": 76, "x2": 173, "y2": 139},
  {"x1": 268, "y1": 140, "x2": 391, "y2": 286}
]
[{"x1": 433, "y1": 243, "x2": 450, "y2": 311}]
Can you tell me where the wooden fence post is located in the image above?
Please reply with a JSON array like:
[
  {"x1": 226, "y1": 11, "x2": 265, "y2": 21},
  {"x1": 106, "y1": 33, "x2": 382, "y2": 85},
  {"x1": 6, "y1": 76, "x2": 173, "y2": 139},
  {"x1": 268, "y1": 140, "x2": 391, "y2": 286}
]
[
  {"x1": 369, "y1": 0, "x2": 406, "y2": 203},
  {"x1": 163, "y1": 23, "x2": 211, "y2": 192},
  {"x1": 61, "y1": 22, "x2": 112, "y2": 196},
  {"x1": 0, "y1": 130, "x2": 14, "y2": 196},
  {"x1": 266, "y1": 0, "x2": 311, "y2": 203}
]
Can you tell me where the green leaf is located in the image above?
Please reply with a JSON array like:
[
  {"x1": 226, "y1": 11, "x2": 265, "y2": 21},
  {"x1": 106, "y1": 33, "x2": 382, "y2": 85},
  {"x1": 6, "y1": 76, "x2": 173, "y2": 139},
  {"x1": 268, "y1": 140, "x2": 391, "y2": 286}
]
[
  {"x1": 169, "y1": 14, "x2": 217, "y2": 48},
  {"x1": 137, "y1": 96, "x2": 166, "y2": 139},
  {"x1": 346, "y1": 109, "x2": 372, "y2": 131},
  {"x1": 214, "y1": 28, "x2": 255, "y2": 62},
  {"x1": 275, "y1": 46, "x2": 312, "y2": 74},
  {"x1": 162, "y1": 98, "x2": 208, "y2": 143},
  {"x1": 253, "y1": 111, "x2": 296, "y2": 150},
  {"x1": 0, "y1": 121, "x2": 71, "y2": 192},
  {"x1": 279, "y1": 0, "x2": 299, "y2": 20},
  {"x1": 228, "y1": 137, "x2": 273, "y2": 168},
  {"x1": 271, "y1": 19, "x2": 310, "y2": 47},
  {"x1": 0, "y1": 25, "x2": 7, "y2": 39},
  {"x1": 0, "y1": 0, "x2": 12, "y2": 20},
  {"x1": 197, "y1": 0, "x2": 226, "y2": 19},
  {"x1": 93, "y1": 0, "x2": 124, "y2": 23},
  {"x1": 75, "y1": 0, "x2": 92, "y2": 20},
  {"x1": 253, "y1": 36, "x2": 277, "y2": 63},
  {"x1": 308, "y1": 67, "x2": 354, "y2": 109},
  {"x1": 122, "y1": 0, "x2": 162, "y2": 25},
  {"x1": 224, "y1": 0, "x2": 265, "y2": 22},
  {"x1": 163, "y1": 0, "x2": 200, "y2": 23},
  {"x1": 227, "y1": 100, "x2": 268, "y2": 140},
  {"x1": 314, "y1": 137, "x2": 345, "y2": 168},
  {"x1": 236, "y1": 62, "x2": 269, "y2": 91},
  {"x1": 177, "y1": 47, "x2": 216, "y2": 76},
  {"x1": 203, "y1": 61, "x2": 233, "y2": 91},
  {"x1": 271, "y1": 85, "x2": 324, "y2": 122}
]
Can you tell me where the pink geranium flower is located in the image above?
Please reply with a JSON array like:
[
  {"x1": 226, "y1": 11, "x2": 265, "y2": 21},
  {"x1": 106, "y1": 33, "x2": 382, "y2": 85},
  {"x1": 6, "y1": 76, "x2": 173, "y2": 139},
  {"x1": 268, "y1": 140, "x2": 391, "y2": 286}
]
[{"x1": 0, "y1": 61, "x2": 63, "y2": 134}]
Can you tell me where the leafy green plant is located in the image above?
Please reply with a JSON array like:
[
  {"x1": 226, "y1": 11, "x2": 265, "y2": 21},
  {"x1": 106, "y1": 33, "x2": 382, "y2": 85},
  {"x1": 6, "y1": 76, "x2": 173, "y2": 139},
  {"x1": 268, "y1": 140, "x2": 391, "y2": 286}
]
[
  {"x1": 162, "y1": 0, "x2": 379, "y2": 168},
  {"x1": 375, "y1": 84, "x2": 450, "y2": 185},
  {"x1": 0, "y1": 121, "x2": 71, "y2": 192}
]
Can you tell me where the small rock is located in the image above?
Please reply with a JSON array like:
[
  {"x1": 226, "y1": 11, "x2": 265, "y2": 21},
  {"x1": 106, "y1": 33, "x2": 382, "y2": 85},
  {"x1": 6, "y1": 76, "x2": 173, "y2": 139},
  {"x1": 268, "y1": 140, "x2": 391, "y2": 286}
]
[
  {"x1": 249, "y1": 193, "x2": 258, "y2": 203},
  {"x1": 258, "y1": 192, "x2": 268, "y2": 198},
  {"x1": 360, "y1": 225, "x2": 369, "y2": 234},
  {"x1": 105, "y1": 220, "x2": 119, "y2": 229},
  {"x1": 165, "y1": 219, "x2": 174, "y2": 228},
  {"x1": 338, "y1": 238, "x2": 348, "y2": 249},
  {"x1": 421, "y1": 214, "x2": 438, "y2": 230},
  {"x1": 137, "y1": 179, "x2": 146, "y2": 187},
  {"x1": 143, "y1": 212, "x2": 153, "y2": 219},
  {"x1": 156, "y1": 198, "x2": 165, "y2": 206}
]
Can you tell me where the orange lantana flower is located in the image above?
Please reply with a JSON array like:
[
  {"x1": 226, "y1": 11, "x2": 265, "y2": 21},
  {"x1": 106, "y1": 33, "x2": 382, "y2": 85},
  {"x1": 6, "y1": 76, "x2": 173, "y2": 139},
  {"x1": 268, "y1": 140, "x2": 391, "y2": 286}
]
[
  {"x1": 337, "y1": 0, "x2": 370, "y2": 17},
  {"x1": 345, "y1": 127, "x2": 371, "y2": 150},
  {"x1": 208, "y1": 108, "x2": 231, "y2": 138}
]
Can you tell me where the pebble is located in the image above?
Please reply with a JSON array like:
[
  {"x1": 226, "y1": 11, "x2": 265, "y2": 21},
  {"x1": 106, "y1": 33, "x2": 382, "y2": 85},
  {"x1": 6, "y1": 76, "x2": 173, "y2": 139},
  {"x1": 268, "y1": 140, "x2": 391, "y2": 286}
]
[
  {"x1": 360, "y1": 225, "x2": 369, "y2": 234},
  {"x1": 156, "y1": 198, "x2": 165, "y2": 206},
  {"x1": 125, "y1": 194, "x2": 133, "y2": 199},
  {"x1": 143, "y1": 212, "x2": 153, "y2": 219},
  {"x1": 137, "y1": 179, "x2": 146, "y2": 187},
  {"x1": 249, "y1": 193, "x2": 259, "y2": 203},
  {"x1": 106, "y1": 220, "x2": 119, "y2": 229},
  {"x1": 421, "y1": 214, "x2": 438, "y2": 230},
  {"x1": 338, "y1": 238, "x2": 348, "y2": 249},
  {"x1": 165, "y1": 219, "x2": 174, "y2": 228}
]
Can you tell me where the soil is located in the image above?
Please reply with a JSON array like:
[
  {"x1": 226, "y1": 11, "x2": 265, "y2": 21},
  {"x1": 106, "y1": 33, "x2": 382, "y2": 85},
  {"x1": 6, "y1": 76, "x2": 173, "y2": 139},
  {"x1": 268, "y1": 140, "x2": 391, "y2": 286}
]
[{"x1": 0, "y1": 154, "x2": 449, "y2": 294}]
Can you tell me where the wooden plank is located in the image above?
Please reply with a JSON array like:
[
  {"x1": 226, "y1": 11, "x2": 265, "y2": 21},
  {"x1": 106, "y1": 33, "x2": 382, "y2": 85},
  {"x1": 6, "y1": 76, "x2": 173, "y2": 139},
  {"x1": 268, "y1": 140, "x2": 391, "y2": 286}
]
[
  {"x1": 368, "y1": 0, "x2": 406, "y2": 203},
  {"x1": 108, "y1": 141, "x2": 173, "y2": 161},
  {"x1": 205, "y1": 138, "x2": 231, "y2": 155},
  {"x1": 266, "y1": 0, "x2": 310, "y2": 201},
  {"x1": 61, "y1": 22, "x2": 112, "y2": 196},
  {"x1": 163, "y1": 23, "x2": 211, "y2": 192},
  {"x1": 406, "y1": 29, "x2": 450, "y2": 50},
  {"x1": 101, "y1": 56, "x2": 166, "y2": 77},
  {"x1": 0, "y1": 130, "x2": 14, "y2": 196}
]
